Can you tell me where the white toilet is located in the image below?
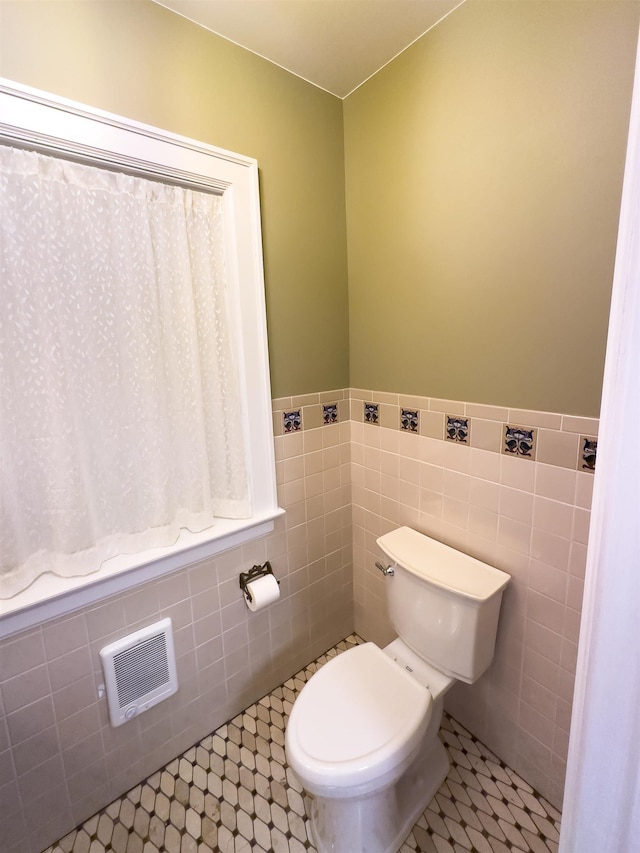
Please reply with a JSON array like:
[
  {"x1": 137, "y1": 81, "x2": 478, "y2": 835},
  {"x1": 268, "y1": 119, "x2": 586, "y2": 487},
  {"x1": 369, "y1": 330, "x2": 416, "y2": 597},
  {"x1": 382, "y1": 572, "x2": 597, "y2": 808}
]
[{"x1": 285, "y1": 526, "x2": 510, "y2": 853}]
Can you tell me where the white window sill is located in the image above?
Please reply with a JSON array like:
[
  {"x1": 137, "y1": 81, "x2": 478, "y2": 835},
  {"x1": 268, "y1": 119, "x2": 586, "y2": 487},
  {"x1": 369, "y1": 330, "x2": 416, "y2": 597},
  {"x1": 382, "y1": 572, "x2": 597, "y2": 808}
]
[{"x1": 0, "y1": 510, "x2": 284, "y2": 640}]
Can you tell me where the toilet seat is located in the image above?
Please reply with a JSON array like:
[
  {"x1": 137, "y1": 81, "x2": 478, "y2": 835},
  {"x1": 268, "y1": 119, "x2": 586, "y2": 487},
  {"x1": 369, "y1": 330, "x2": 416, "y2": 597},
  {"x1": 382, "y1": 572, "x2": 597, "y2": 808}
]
[{"x1": 286, "y1": 643, "x2": 432, "y2": 791}]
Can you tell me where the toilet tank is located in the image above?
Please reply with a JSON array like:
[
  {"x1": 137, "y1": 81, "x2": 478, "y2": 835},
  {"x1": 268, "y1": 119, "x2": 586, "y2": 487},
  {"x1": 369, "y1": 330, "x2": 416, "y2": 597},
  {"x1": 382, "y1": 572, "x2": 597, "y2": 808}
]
[{"x1": 377, "y1": 527, "x2": 510, "y2": 683}]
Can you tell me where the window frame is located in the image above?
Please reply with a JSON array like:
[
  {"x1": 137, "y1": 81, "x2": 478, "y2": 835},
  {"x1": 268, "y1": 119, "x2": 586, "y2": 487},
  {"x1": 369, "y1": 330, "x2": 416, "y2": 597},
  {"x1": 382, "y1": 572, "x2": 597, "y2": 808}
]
[{"x1": 0, "y1": 79, "x2": 282, "y2": 638}]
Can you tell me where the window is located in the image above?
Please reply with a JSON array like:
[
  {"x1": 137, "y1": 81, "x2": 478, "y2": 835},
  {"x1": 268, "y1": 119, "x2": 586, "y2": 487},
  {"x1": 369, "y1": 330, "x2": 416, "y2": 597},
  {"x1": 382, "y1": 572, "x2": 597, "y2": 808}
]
[{"x1": 0, "y1": 79, "x2": 281, "y2": 634}]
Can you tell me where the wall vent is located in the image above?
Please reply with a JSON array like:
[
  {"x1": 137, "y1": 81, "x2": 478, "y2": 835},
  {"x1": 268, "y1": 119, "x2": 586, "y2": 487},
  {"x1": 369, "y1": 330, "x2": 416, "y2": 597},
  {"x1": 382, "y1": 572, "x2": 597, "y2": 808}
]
[{"x1": 99, "y1": 617, "x2": 178, "y2": 727}]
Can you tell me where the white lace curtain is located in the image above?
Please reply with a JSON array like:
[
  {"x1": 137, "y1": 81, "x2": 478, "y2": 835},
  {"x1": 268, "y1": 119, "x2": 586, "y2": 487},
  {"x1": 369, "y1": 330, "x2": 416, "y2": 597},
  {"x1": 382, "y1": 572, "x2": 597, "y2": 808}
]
[{"x1": 0, "y1": 145, "x2": 250, "y2": 598}]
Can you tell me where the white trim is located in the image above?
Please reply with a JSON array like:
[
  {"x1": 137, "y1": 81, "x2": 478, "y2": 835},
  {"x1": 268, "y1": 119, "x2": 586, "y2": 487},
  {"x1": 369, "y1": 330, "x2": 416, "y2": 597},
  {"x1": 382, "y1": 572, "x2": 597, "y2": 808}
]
[
  {"x1": 0, "y1": 511, "x2": 284, "y2": 641},
  {"x1": 0, "y1": 79, "x2": 281, "y2": 638},
  {"x1": 559, "y1": 22, "x2": 640, "y2": 853},
  {"x1": 0, "y1": 79, "x2": 249, "y2": 188}
]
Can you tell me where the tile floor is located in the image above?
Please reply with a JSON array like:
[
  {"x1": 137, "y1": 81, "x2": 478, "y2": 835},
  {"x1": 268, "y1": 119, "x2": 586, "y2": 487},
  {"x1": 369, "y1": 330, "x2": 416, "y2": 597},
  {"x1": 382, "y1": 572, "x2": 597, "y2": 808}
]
[{"x1": 44, "y1": 635, "x2": 562, "y2": 853}]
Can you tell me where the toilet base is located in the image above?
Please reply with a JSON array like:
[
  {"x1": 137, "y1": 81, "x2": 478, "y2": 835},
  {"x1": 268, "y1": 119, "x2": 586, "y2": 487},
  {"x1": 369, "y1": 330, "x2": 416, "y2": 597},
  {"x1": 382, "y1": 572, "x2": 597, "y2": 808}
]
[{"x1": 307, "y1": 701, "x2": 450, "y2": 853}]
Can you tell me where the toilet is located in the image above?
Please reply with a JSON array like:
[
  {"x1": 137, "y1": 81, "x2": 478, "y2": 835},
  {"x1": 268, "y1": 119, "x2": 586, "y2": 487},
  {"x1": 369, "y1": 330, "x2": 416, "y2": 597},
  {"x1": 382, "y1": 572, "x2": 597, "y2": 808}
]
[{"x1": 285, "y1": 526, "x2": 510, "y2": 853}]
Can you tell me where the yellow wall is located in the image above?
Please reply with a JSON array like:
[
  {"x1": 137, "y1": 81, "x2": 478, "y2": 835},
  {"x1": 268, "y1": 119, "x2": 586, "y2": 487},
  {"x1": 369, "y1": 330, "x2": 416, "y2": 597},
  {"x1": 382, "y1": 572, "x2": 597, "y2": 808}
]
[
  {"x1": 344, "y1": 0, "x2": 639, "y2": 416},
  {"x1": 2, "y1": 0, "x2": 639, "y2": 415},
  {"x1": 0, "y1": 0, "x2": 350, "y2": 399}
]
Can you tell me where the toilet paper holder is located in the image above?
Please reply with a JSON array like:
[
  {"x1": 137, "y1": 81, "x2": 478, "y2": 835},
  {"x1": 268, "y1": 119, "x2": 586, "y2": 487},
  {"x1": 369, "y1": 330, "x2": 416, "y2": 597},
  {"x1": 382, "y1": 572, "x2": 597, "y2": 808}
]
[{"x1": 239, "y1": 561, "x2": 279, "y2": 604}]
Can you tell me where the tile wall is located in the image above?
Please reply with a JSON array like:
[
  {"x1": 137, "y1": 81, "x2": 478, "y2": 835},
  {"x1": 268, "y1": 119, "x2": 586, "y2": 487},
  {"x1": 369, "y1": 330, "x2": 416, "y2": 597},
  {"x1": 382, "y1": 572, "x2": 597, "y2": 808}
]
[
  {"x1": 0, "y1": 385, "x2": 593, "y2": 852},
  {"x1": 0, "y1": 412, "x2": 352, "y2": 853},
  {"x1": 348, "y1": 389, "x2": 595, "y2": 810}
]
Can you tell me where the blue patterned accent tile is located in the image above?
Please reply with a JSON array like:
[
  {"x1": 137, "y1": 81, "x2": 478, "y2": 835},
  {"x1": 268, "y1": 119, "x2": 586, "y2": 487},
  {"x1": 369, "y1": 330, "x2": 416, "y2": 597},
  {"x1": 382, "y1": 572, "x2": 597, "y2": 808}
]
[
  {"x1": 283, "y1": 410, "x2": 302, "y2": 433},
  {"x1": 323, "y1": 403, "x2": 338, "y2": 425},
  {"x1": 581, "y1": 436, "x2": 597, "y2": 471},
  {"x1": 400, "y1": 408, "x2": 419, "y2": 433},
  {"x1": 503, "y1": 424, "x2": 536, "y2": 458},
  {"x1": 446, "y1": 415, "x2": 469, "y2": 443},
  {"x1": 364, "y1": 402, "x2": 379, "y2": 425}
]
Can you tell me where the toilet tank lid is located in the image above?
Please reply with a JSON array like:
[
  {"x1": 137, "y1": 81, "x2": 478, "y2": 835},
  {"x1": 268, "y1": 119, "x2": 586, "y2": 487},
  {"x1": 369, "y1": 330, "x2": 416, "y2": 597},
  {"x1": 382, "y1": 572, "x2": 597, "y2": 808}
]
[{"x1": 377, "y1": 527, "x2": 510, "y2": 601}]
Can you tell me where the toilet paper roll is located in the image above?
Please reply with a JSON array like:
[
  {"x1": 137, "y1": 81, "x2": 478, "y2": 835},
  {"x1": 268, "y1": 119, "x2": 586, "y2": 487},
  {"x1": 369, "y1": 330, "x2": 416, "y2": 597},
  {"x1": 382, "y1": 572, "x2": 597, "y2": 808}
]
[{"x1": 244, "y1": 573, "x2": 280, "y2": 612}]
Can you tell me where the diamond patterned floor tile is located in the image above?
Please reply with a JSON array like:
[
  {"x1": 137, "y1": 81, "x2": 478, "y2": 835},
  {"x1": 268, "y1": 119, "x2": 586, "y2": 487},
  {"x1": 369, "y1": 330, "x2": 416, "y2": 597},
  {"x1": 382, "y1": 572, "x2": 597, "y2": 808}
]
[{"x1": 44, "y1": 635, "x2": 561, "y2": 853}]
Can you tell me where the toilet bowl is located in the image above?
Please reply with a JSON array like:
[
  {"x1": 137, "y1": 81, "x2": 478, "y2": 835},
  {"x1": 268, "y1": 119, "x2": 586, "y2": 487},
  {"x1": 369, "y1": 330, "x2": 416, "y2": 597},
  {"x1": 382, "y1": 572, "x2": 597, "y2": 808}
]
[
  {"x1": 286, "y1": 642, "x2": 431, "y2": 796},
  {"x1": 286, "y1": 639, "x2": 453, "y2": 853},
  {"x1": 285, "y1": 526, "x2": 511, "y2": 853}
]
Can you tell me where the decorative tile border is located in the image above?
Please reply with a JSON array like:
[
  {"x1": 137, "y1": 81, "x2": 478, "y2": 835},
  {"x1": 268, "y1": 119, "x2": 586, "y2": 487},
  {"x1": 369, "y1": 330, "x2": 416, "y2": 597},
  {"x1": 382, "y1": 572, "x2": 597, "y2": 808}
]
[
  {"x1": 503, "y1": 424, "x2": 537, "y2": 460},
  {"x1": 323, "y1": 403, "x2": 338, "y2": 425},
  {"x1": 364, "y1": 402, "x2": 379, "y2": 425},
  {"x1": 273, "y1": 389, "x2": 598, "y2": 473},
  {"x1": 283, "y1": 409, "x2": 302, "y2": 433},
  {"x1": 581, "y1": 436, "x2": 597, "y2": 471},
  {"x1": 400, "y1": 408, "x2": 419, "y2": 433},
  {"x1": 446, "y1": 415, "x2": 469, "y2": 444}
]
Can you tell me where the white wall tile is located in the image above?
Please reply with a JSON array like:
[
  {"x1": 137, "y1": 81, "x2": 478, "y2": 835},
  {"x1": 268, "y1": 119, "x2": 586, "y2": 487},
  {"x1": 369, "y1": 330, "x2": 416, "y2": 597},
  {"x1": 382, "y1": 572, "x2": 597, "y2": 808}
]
[
  {"x1": 499, "y1": 488, "x2": 534, "y2": 525},
  {"x1": 533, "y1": 497, "x2": 575, "y2": 538},
  {"x1": 500, "y1": 455, "x2": 536, "y2": 492},
  {"x1": 350, "y1": 390, "x2": 592, "y2": 809},
  {"x1": 3, "y1": 389, "x2": 594, "y2": 846},
  {"x1": 574, "y1": 471, "x2": 595, "y2": 508},
  {"x1": 535, "y1": 463, "x2": 577, "y2": 504},
  {"x1": 470, "y1": 448, "x2": 502, "y2": 482}
]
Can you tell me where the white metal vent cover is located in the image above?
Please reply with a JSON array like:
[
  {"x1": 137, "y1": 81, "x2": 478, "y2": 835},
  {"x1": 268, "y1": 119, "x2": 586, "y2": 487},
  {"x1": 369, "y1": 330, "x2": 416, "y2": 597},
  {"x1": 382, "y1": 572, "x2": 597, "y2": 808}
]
[{"x1": 99, "y1": 617, "x2": 178, "y2": 727}]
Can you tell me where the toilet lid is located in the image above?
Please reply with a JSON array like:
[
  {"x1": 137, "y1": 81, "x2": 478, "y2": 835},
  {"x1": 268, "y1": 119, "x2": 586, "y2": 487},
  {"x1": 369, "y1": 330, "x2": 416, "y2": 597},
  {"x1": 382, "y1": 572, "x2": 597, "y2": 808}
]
[{"x1": 286, "y1": 643, "x2": 431, "y2": 789}]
